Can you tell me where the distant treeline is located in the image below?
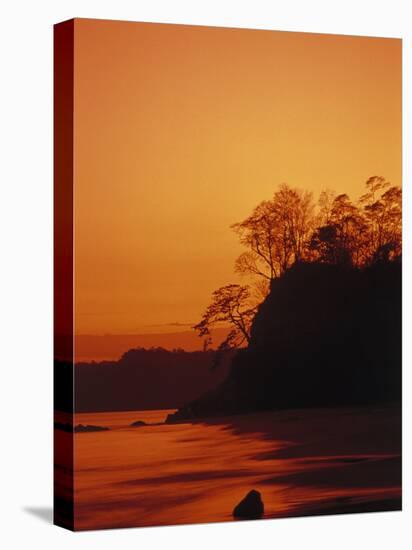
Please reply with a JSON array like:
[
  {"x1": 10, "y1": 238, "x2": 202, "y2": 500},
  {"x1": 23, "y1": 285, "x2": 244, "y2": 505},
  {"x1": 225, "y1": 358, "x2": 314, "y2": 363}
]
[{"x1": 55, "y1": 348, "x2": 232, "y2": 413}]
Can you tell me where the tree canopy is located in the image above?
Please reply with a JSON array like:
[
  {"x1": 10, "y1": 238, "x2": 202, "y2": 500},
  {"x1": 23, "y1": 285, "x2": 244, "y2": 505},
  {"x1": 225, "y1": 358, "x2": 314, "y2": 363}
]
[{"x1": 194, "y1": 177, "x2": 402, "y2": 357}]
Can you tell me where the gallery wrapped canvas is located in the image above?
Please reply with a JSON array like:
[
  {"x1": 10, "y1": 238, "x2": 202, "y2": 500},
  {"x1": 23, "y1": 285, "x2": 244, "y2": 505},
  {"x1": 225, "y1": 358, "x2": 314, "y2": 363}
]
[{"x1": 54, "y1": 18, "x2": 402, "y2": 531}]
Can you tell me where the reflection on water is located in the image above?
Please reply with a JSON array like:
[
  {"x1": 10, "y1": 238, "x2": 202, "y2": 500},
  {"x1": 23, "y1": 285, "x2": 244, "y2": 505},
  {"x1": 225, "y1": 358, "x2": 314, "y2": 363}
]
[{"x1": 56, "y1": 407, "x2": 403, "y2": 530}]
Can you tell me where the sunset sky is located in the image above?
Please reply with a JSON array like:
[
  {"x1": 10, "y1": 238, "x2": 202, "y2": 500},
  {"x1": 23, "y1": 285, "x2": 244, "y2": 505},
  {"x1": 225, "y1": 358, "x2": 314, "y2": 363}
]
[{"x1": 73, "y1": 19, "x2": 401, "y2": 356}]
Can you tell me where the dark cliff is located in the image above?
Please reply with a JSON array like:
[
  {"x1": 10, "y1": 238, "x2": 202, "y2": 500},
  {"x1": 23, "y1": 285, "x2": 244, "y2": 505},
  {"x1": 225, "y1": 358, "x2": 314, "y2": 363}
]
[{"x1": 168, "y1": 261, "x2": 401, "y2": 421}]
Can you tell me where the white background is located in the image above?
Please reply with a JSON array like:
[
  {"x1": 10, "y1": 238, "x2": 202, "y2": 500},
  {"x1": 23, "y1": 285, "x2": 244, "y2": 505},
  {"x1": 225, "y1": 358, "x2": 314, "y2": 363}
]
[{"x1": 0, "y1": 1, "x2": 410, "y2": 548}]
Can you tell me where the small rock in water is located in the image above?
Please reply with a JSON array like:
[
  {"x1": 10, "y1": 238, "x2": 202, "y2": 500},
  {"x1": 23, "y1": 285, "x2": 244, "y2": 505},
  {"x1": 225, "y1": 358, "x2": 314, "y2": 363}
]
[
  {"x1": 130, "y1": 420, "x2": 147, "y2": 427},
  {"x1": 233, "y1": 490, "x2": 264, "y2": 520}
]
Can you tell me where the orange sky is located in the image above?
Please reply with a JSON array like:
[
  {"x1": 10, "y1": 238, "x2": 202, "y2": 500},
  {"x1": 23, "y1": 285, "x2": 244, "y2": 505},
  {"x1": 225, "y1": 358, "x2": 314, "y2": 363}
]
[{"x1": 73, "y1": 19, "x2": 401, "y2": 350}]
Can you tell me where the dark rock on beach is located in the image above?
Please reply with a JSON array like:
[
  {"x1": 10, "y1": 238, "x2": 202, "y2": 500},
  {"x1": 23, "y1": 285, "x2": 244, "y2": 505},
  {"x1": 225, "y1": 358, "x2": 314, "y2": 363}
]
[
  {"x1": 74, "y1": 424, "x2": 109, "y2": 433},
  {"x1": 233, "y1": 490, "x2": 264, "y2": 520},
  {"x1": 130, "y1": 420, "x2": 147, "y2": 427},
  {"x1": 54, "y1": 422, "x2": 109, "y2": 433}
]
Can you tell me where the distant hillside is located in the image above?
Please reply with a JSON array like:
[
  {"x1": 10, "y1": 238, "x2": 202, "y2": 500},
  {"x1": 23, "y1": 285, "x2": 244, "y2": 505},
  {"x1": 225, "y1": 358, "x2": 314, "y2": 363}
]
[
  {"x1": 69, "y1": 327, "x2": 231, "y2": 362},
  {"x1": 168, "y1": 261, "x2": 401, "y2": 421},
  {"x1": 55, "y1": 348, "x2": 232, "y2": 413}
]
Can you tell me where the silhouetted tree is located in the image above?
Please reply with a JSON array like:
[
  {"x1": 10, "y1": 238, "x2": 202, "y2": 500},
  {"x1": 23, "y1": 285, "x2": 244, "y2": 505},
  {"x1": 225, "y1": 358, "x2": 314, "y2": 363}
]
[
  {"x1": 232, "y1": 201, "x2": 279, "y2": 281},
  {"x1": 310, "y1": 178, "x2": 402, "y2": 266},
  {"x1": 232, "y1": 184, "x2": 315, "y2": 281},
  {"x1": 317, "y1": 189, "x2": 336, "y2": 226},
  {"x1": 309, "y1": 224, "x2": 348, "y2": 265},
  {"x1": 361, "y1": 180, "x2": 402, "y2": 261},
  {"x1": 194, "y1": 284, "x2": 256, "y2": 364},
  {"x1": 311, "y1": 193, "x2": 368, "y2": 266}
]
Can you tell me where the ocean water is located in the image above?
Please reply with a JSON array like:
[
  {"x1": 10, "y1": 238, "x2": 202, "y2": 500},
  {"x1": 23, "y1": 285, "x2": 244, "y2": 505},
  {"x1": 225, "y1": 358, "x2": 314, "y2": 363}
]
[{"x1": 57, "y1": 407, "x2": 402, "y2": 530}]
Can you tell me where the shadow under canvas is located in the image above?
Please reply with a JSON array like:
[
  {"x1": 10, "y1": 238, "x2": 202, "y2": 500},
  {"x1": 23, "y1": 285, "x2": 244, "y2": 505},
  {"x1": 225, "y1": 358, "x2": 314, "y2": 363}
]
[{"x1": 23, "y1": 507, "x2": 53, "y2": 524}]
